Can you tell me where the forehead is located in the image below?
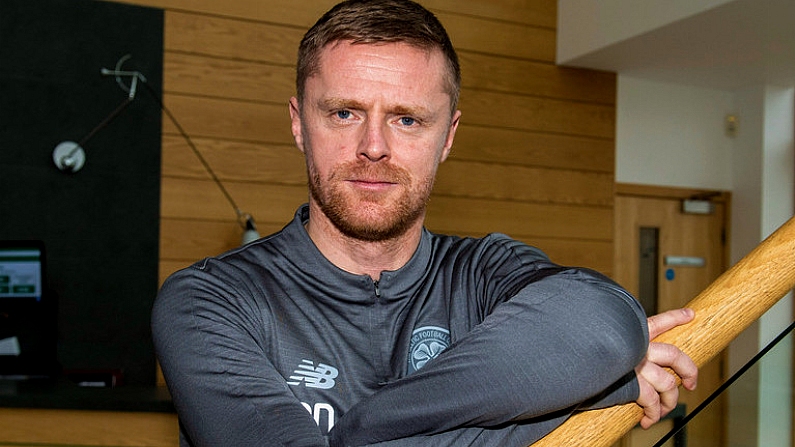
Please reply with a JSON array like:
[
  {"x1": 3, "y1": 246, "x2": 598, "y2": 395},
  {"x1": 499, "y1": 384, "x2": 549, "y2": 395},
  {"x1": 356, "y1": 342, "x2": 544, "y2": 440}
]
[{"x1": 308, "y1": 41, "x2": 450, "y2": 106}]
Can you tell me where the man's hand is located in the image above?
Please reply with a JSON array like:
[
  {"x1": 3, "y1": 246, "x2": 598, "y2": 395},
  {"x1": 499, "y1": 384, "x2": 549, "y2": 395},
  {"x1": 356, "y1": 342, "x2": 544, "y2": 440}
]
[{"x1": 635, "y1": 308, "x2": 699, "y2": 429}]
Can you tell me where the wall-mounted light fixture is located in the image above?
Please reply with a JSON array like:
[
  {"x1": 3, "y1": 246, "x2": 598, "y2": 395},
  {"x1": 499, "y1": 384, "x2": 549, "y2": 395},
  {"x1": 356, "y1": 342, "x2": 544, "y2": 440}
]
[
  {"x1": 53, "y1": 55, "x2": 261, "y2": 245},
  {"x1": 53, "y1": 55, "x2": 143, "y2": 173}
]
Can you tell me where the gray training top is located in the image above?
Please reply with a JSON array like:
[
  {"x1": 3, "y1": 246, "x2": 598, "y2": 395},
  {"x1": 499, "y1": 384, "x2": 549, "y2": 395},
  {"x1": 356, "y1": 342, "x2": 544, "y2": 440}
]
[{"x1": 152, "y1": 204, "x2": 648, "y2": 447}]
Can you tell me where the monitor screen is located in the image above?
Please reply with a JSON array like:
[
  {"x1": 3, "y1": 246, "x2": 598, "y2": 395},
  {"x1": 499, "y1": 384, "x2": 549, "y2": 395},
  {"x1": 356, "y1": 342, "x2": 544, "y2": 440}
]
[
  {"x1": 0, "y1": 240, "x2": 57, "y2": 378},
  {"x1": 0, "y1": 246, "x2": 43, "y2": 301}
]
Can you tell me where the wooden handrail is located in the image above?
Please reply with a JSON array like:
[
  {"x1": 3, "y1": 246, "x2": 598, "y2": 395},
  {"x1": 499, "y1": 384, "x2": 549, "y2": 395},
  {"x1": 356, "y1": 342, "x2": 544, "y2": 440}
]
[{"x1": 533, "y1": 215, "x2": 795, "y2": 447}]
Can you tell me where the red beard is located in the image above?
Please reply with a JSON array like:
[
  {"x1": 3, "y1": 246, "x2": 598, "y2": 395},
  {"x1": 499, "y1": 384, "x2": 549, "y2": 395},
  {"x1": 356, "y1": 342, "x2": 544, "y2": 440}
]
[{"x1": 308, "y1": 160, "x2": 433, "y2": 242}]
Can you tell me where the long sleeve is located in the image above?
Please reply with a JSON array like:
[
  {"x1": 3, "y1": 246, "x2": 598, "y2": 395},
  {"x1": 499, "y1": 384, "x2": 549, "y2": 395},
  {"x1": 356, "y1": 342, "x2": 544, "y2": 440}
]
[
  {"x1": 328, "y1": 268, "x2": 648, "y2": 446},
  {"x1": 152, "y1": 265, "x2": 328, "y2": 447},
  {"x1": 152, "y1": 210, "x2": 649, "y2": 447}
]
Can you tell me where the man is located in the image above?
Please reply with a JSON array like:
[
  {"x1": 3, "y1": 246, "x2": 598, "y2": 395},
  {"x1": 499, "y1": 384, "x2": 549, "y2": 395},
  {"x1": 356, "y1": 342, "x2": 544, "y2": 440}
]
[{"x1": 152, "y1": 1, "x2": 698, "y2": 446}]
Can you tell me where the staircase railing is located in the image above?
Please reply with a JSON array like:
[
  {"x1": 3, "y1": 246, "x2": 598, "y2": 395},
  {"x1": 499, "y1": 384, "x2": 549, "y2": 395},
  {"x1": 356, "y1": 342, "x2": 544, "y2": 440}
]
[{"x1": 533, "y1": 216, "x2": 795, "y2": 447}]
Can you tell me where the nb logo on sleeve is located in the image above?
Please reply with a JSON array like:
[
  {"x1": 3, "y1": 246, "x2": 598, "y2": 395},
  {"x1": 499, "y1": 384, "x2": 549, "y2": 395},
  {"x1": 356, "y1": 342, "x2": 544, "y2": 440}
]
[{"x1": 286, "y1": 359, "x2": 339, "y2": 389}]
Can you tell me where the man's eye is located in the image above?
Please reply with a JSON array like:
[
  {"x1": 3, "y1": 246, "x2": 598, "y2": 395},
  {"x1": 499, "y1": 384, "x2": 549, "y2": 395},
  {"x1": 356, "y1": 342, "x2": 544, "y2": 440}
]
[
  {"x1": 336, "y1": 110, "x2": 352, "y2": 119},
  {"x1": 399, "y1": 117, "x2": 416, "y2": 126}
]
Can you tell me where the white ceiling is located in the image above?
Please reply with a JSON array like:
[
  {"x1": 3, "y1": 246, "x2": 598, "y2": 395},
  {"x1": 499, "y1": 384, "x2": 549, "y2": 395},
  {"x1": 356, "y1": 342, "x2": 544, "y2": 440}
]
[{"x1": 558, "y1": 0, "x2": 795, "y2": 91}]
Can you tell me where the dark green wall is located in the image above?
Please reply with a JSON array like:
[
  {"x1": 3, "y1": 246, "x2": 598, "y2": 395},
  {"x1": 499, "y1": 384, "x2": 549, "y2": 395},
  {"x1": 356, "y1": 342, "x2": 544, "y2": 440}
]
[{"x1": 0, "y1": 0, "x2": 163, "y2": 385}]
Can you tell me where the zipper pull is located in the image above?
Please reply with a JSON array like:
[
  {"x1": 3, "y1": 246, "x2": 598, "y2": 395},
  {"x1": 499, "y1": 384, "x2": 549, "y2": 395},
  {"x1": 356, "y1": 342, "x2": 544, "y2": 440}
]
[{"x1": 373, "y1": 280, "x2": 381, "y2": 299}]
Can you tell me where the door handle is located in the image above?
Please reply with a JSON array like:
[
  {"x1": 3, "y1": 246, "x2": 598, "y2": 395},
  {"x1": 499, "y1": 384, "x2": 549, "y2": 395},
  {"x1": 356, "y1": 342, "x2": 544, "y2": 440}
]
[{"x1": 664, "y1": 256, "x2": 706, "y2": 267}]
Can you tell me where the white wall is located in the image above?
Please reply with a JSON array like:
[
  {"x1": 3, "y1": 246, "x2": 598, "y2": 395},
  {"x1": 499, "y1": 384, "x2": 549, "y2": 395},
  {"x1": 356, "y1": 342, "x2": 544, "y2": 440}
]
[
  {"x1": 616, "y1": 75, "x2": 734, "y2": 190},
  {"x1": 557, "y1": 0, "x2": 733, "y2": 64}
]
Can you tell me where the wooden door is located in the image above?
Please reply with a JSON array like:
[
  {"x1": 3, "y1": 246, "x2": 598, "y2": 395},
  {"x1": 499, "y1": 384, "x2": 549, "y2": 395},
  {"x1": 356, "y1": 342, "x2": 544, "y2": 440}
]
[{"x1": 614, "y1": 186, "x2": 730, "y2": 447}]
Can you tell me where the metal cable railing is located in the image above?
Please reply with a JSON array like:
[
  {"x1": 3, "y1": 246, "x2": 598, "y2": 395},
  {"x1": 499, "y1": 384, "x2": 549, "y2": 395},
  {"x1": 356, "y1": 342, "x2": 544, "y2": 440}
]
[{"x1": 654, "y1": 319, "x2": 795, "y2": 446}]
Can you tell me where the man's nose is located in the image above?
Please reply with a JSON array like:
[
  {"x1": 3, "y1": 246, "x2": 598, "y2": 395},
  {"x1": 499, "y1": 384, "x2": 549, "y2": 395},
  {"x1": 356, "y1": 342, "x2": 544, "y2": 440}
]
[{"x1": 358, "y1": 120, "x2": 390, "y2": 162}]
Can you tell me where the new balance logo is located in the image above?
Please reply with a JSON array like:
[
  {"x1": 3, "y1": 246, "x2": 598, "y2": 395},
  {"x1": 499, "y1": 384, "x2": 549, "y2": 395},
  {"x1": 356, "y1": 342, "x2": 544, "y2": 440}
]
[{"x1": 287, "y1": 359, "x2": 338, "y2": 389}]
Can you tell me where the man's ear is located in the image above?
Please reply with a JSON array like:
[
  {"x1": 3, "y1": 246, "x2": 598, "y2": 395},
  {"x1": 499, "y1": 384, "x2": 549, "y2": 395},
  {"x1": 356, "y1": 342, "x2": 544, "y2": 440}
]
[
  {"x1": 440, "y1": 110, "x2": 461, "y2": 163},
  {"x1": 289, "y1": 97, "x2": 305, "y2": 153}
]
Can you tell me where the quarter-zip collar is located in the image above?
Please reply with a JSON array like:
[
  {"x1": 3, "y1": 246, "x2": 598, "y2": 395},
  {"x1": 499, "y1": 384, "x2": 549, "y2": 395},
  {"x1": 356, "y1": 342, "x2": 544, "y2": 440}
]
[{"x1": 281, "y1": 204, "x2": 433, "y2": 303}]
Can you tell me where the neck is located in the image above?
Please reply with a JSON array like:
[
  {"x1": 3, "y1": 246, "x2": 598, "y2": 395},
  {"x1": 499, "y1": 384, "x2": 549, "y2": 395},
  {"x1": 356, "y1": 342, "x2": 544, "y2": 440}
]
[{"x1": 304, "y1": 203, "x2": 424, "y2": 281}]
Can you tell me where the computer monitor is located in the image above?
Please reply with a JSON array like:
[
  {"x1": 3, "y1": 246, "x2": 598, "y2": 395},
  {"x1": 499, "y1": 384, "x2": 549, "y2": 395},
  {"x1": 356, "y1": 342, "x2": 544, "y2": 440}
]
[
  {"x1": 0, "y1": 240, "x2": 58, "y2": 379},
  {"x1": 0, "y1": 243, "x2": 44, "y2": 301}
]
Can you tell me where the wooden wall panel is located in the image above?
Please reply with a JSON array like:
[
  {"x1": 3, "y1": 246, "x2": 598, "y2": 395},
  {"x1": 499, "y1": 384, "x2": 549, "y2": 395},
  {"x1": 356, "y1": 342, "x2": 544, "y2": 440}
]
[
  {"x1": 460, "y1": 90, "x2": 615, "y2": 138},
  {"x1": 439, "y1": 12, "x2": 556, "y2": 61},
  {"x1": 434, "y1": 160, "x2": 613, "y2": 206},
  {"x1": 450, "y1": 125, "x2": 614, "y2": 172},
  {"x1": 160, "y1": 178, "x2": 306, "y2": 221},
  {"x1": 160, "y1": 218, "x2": 288, "y2": 265},
  {"x1": 162, "y1": 135, "x2": 305, "y2": 183},
  {"x1": 167, "y1": 9, "x2": 558, "y2": 65},
  {"x1": 118, "y1": 0, "x2": 617, "y2": 292},
  {"x1": 459, "y1": 52, "x2": 615, "y2": 104},
  {"x1": 520, "y1": 239, "x2": 614, "y2": 274},
  {"x1": 162, "y1": 94, "x2": 293, "y2": 143},
  {"x1": 422, "y1": 0, "x2": 556, "y2": 27},
  {"x1": 0, "y1": 408, "x2": 178, "y2": 447},
  {"x1": 164, "y1": 11, "x2": 303, "y2": 65},
  {"x1": 425, "y1": 196, "x2": 612, "y2": 241},
  {"x1": 163, "y1": 52, "x2": 295, "y2": 102}
]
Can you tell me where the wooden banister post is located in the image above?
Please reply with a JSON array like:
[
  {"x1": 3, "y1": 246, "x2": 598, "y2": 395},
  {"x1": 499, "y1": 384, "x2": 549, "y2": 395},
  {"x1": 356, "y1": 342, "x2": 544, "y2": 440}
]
[{"x1": 532, "y1": 216, "x2": 795, "y2": 447}]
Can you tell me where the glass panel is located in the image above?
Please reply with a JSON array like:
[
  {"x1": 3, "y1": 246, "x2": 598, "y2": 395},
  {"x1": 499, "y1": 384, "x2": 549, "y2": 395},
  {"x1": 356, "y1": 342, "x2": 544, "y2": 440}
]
[
  {"x1": 638, "y1": 227, "x2": 659, "y2": 316},
  {"x1": 652, "y1": 322, "x2": 795, "y2": 447}
]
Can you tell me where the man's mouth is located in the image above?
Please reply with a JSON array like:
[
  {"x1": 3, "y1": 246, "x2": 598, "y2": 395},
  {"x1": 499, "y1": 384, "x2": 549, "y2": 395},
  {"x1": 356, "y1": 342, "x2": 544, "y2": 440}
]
[{"x1": 348, "y1": 178, "x2": 397, "y2": 191}]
